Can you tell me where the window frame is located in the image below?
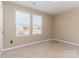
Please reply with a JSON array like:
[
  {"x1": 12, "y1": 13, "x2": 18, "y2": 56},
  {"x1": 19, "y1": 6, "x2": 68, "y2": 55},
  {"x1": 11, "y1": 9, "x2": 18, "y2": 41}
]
[
  {"x1": 15, "y1": 10, "x2": 31, "y2": 37},
  {"x1": 15, "y1": 10, "x2": 43, "y2": 37},
  {"x1": 32, "y1": 14, "x2": 43, "y2": 35}
]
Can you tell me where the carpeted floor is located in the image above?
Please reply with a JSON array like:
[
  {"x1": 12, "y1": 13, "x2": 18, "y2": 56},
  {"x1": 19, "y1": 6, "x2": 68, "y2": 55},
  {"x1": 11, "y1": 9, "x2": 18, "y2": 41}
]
[{"x1": 1, "y1": 40, "x2": 79, "y2": 58}]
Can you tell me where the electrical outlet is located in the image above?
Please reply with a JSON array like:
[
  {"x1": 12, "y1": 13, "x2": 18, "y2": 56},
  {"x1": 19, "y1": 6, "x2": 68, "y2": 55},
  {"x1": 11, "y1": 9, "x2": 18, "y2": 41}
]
[{"x1": 10, "y1": 40, "x2": 13, "y2": 44}]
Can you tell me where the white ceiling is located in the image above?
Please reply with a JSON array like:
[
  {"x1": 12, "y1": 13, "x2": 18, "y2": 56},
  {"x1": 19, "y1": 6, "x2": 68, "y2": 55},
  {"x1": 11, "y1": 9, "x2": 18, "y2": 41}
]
[{"x1": 10, "y1": 1, "x2": 79, "y2": 16}]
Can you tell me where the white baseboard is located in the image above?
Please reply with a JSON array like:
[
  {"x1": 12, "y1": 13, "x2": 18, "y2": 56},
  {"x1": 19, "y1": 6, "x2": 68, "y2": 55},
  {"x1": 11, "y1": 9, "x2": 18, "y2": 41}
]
[
  {"x1": 53, "y1": 37, "x2": 79, "y2": 47},
  {"x1": 2, "y1": 39, "x2": 53, "y2": 52}
]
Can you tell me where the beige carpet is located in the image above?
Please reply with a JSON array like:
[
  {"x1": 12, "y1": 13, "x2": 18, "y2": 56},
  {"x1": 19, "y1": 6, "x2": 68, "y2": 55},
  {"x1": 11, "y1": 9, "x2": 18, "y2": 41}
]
[{"x1": 1, "y1": 40, "x2": 79, "y2": 58}]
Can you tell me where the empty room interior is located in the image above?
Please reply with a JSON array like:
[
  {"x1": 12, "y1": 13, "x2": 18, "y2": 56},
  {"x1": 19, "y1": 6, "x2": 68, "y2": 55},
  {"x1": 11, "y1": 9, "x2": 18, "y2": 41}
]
[{"x1": 1, "y1": 1, "x2": 79, "y2": 58}]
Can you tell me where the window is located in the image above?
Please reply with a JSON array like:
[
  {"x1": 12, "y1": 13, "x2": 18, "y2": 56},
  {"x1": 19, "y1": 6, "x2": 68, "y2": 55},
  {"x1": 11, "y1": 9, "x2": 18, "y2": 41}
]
[
  {"x1": 32, "y1": 15, "x2": 42, "y2": 35},
  {"x1": 16, "y1": 10, "x2": 30, "y2": 36},
  {"x1": 15, "y1": 10, "x2": 42, "y2": 36}
]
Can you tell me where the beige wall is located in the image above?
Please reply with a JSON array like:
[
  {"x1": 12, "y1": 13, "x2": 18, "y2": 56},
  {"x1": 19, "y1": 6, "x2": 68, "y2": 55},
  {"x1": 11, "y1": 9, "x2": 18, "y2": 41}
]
[
  {"x1": 54, "y1": 8, "x2": 79, "y2": 44},
  {"x1": 4, "y1": 1, "x2": 79, "y2": 49},
  {"x1": 3, "y1": 2, "x2": 54, "y2": 49}
]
